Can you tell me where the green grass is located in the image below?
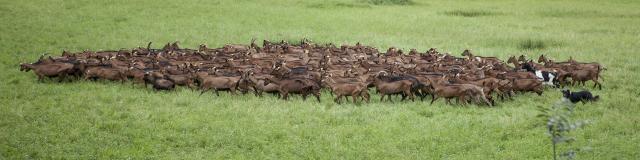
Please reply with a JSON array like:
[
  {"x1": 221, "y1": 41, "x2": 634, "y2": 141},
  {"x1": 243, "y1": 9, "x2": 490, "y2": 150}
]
[{"x1": 1, "y1": 0, "x2": 640, "y2": 159}]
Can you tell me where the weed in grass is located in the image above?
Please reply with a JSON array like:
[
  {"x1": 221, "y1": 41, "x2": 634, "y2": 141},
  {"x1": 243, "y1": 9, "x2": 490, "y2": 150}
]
[{"x1": 538, "y1": 101, "x2": 590, "y2": 160}]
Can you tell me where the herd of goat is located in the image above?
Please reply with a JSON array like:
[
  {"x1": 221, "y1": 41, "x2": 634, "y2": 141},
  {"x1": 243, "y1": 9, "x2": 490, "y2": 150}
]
[{"x1": 19, "y1": 40, "x2": 604, "y2": 106}]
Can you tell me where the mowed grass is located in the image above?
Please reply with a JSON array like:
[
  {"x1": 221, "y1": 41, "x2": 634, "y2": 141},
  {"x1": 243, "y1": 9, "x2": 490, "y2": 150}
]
[{"x1": 1, "y1": 0, "x2": 640, "y2": 159}]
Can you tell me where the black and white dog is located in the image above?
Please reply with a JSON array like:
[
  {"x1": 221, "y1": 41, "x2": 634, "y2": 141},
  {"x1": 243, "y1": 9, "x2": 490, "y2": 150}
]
[
  {"x1": 522, "y1": 63, "x2": 559, "y2": 87},
  {"x1": 562, "y1": 89, "x2": 599, "y2": 104}
]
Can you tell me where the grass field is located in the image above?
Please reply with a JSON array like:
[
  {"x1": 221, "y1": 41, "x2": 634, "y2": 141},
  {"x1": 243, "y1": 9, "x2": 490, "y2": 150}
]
[{"x1": 1, "y1": 0, "x2": 640, "y2": 159}]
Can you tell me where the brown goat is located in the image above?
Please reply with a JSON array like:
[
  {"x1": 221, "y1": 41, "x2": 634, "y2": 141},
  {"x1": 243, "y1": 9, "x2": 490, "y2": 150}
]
[
  {"x1": 124, "y1": 67, "x2": 146, "y2": 84},
  {"x1": 84, "y1": 67, "x2": 127, "y2": 83},
  {"x1": 430, "y1": 80, "x2": 469, "y2": 105},
  {"x1": 143, "y1": 72, "x2": 175, "y2": 90},
  {"x1": 450, "y1": 77, "x2": 503, "y2": 105},
  {"x1": 264, "y1": 77, "x2": 321, "y2": 102},
  {"x1": 568, "y1": 69, "x2": 602, "y2": 90},
  {"x1": 370, "y1": 73, "x2": 414, "y2": 102},
  {"x1": 430, "y1": 78, "x2": 491, "y2": 106},
  {"x1": 322, "y1": 78, "x2": 370, "y2": 104},
  {"x1": 510, "y1": 79, "x2": 543, "y2": 95},
  {"x1": 164, "y1": 72, "x2": 196, "y2": 90},
  {"x1": 20, "y1": 62, "x2": 74, "y2": 82},
  {"x1": 244, "y1": 76, "x2": 280, "y2": 97},
  {"x1": 495, "y1": 79, "x2": 515, "y2": 100},
  {"x1": 197, "y1": 72, "x2": 240, "y2": 96},
  {"x1": 497, "y1": 71, "x2": 537, "y2": 79}
]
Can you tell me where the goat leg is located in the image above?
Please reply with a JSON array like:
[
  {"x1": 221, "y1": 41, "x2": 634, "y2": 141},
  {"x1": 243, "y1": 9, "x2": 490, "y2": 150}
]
[
  {"x1": 282, "y1": 92, "x2": 288, "y2": 100},
  {"x1": 188, "y1": 83, "x2": 195, "y2": 91},
  {"x1": 37, "y1": 74, "x2": 44, "y2": 82},
  {"x1": 199, "y1": 88, "x2": 208, "y2": 96},
  {"x1": 252, "y1": 86, "x2": 259, "y2": 97},
  {"x1": 352, "y1": 95, "x2": 357, "y2": 103},
  {"x1": 58, "y1": 73, "x2": 66, "y2": 83},
  {"x1": 593, "y1": 79, "x2": 602, "y2": 90},
  {"x1": 408, "y1": 92, "x2": 415, "y2": 101},
  {"x1": 430, "y1": 95, "x2": 437, "y2": 104}
]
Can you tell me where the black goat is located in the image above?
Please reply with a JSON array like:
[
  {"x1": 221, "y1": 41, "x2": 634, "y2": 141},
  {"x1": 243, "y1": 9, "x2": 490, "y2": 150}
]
[{"x1": 562, "y1": 89, "x2": 599, "y2": 104}]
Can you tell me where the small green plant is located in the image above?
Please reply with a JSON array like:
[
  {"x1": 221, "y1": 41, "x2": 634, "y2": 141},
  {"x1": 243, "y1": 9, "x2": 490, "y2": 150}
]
[{"x1": 538, "y1": 101, "x2": 590, "y2": 160}]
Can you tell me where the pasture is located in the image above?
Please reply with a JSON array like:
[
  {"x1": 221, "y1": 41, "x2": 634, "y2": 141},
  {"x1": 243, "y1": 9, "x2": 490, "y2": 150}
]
[{"x1": 1, "y1": 0, "x2": 639, "y2": 159}]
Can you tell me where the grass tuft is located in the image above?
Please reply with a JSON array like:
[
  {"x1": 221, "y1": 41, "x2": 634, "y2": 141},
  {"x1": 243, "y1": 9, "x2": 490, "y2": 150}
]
[
  {"x1": 444, "y1": 10, "x2": 498, "y2": 17},
  {"x1": 308, "y1": 2, "x2": 371, "y2": 9},
  {"x1": 335, "y1": 2, "x2": 371, "y2": 8},
  {"x1": 518, "y1": 39, "x2": 562, "y2": 50},
  {"x1": 539, "y1": 10, "x2": 601, "y2": 18},
  {"x1": 519, "y1": 39, "x2": 547, "y2": 50}
]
